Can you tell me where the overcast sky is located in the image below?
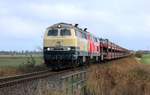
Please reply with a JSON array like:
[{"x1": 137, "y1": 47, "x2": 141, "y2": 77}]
[{"x1": 0, "y1": 0, "x2": 150, "y2": 51}]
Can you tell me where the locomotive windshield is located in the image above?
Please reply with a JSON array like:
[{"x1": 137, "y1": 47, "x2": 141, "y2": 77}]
[
  {"x1": 60, "y1": 29, "x2": 71, "y2": 36},
  {"x1": 47, "y1": 29, "x2": 58, "y2": 36},
  {"x1": 47, "y1": 29, "x2": 71, "y2": 36}
]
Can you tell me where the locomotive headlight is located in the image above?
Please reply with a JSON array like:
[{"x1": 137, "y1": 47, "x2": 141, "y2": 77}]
[
  {"x1": 67, "y1": 47, "x2": 71, "y2": 51},
  {"x1": 47, "y1": 47, "x2": 54, "y2": 51},
  {"x1": 47, "y1": 48, "x2": 50, "y2": 51},
  {"x1": 57, "y1": 25, "x2": 61, "y2": 28}
]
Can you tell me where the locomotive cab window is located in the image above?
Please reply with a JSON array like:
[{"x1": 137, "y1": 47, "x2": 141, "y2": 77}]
[
  {"x1": 47, "y1": 29, "x2": 58, "y2": 36},
  {"x1": 60, "y1": 29, "x2": 71, "y2": 36}
]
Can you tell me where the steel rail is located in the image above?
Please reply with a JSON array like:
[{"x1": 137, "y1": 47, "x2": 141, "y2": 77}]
[
  {"x1": 0, "y1": 66, "x2": 86, "y2": 88},
  {"x1": 0, "y1": 69, "x2": 51, "y2": 83}
]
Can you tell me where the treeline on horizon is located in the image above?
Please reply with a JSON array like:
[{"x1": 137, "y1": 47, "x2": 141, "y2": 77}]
[
  {"x1": 0, "y1": 50, "x2": 150, "y2": 55},
  {"x1": 136, "y1": 50, "x2": 150, "y2": 54},
  {"x1": 0, "y1": 50, "x2": 42, "y2": 55}
]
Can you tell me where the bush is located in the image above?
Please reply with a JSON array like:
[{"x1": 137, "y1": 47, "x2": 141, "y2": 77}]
[
  {"x1": 19, "y1": 55, "x2": 36, "y2": 72},
  {"x1": 26, "y1": 55, "x2": 36, "y2": 68},
  {"x1": 18, "y1": 54, "x2": 47, "y2": 73},
  {"x1": 135, "y1": 52, "x2": 143, "y2": 58}
]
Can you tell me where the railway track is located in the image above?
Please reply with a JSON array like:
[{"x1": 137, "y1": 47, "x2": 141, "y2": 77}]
[
  {"x1": 0, "y1": 56, "x2": 129, "y2": 88},
  {"x1": 0, "y1": 66, "x2": 86, "y2": 88}
]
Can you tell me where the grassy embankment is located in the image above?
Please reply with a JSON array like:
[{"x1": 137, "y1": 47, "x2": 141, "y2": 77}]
[
  {"x1": 86, "y1": 56, "x2": 150, "y2": 95},
  {"x1": 0, "y1": 55, "x2": 47, "y2": 77}
]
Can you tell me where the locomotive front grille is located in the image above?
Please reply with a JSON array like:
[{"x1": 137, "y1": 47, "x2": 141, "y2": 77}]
[{"x1": 43, "y1": 47, "x2": 78, "y2": 61}]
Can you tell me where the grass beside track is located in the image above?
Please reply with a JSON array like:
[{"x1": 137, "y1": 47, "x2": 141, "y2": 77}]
[
  {"x1": 0, "y1": 55, "x2": 46, "y2": 77},
  {"x1": 86, "y1": 56, "x2": 150, "y2": 95},
  {"x1": 140, "y1": 54, "x2": 150, "y2": 64}
]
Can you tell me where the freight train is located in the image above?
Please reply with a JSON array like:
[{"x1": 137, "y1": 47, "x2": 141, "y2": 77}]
[{"x1": 43, "y1": 22, "x2": 130, "y2": 69}]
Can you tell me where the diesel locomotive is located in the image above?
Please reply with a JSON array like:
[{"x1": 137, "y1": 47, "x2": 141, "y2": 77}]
[{"x1": 43, "y1": 22, "x2": 130, "y2": 69}]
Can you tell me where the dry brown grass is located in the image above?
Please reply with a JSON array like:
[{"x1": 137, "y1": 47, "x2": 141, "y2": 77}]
[
  {"x1": 86, "y1": 56, "x2": 150, "y2": 95},
  {"x1": 0, "y1": 67, "x2": 22, "y2": 77},
  {"x1": 48, "y1": 91, "x2": 65, "y2": 95},
  {"x1": 0, "y1": 64, "x2": 47, "y2": 77}
]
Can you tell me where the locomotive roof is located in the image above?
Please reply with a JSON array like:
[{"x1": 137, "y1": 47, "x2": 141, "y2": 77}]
[
  {"x1": 47, "y1": 22, "x2": 88, "y2": 33},
  {"x1": 47, "y1": 22, "x2": 75, "y2": 29},
  {"x1": 47, "y1": 22, "x2": 100, "y2": 38}
]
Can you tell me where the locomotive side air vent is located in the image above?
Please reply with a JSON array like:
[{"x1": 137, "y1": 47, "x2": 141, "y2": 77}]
[{"x1": 74, "y1": 24, "x2": 78, "y2": 27}]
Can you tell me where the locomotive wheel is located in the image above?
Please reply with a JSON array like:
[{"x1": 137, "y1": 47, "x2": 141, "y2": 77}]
[
  {"x1": 86, "y1": 57, "x2": 90, "y2": 65},
  {"x1": 78, "y1": 56, "x2": 86, "y2": 66},
  {"x1": 72, "y1": 59, "x2": 80, "y2": 68}
]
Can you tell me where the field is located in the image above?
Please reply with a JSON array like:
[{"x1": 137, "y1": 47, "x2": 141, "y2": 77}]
[
  {"x1": 140, "y1": 54, "x2": 150, "y2": 64},
  {"x1": 0, "y1": 55, "x2": 47, "y2": 77},
  {"x1": 0, "y1": 55, "x2": 43, "y2": 67}
]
